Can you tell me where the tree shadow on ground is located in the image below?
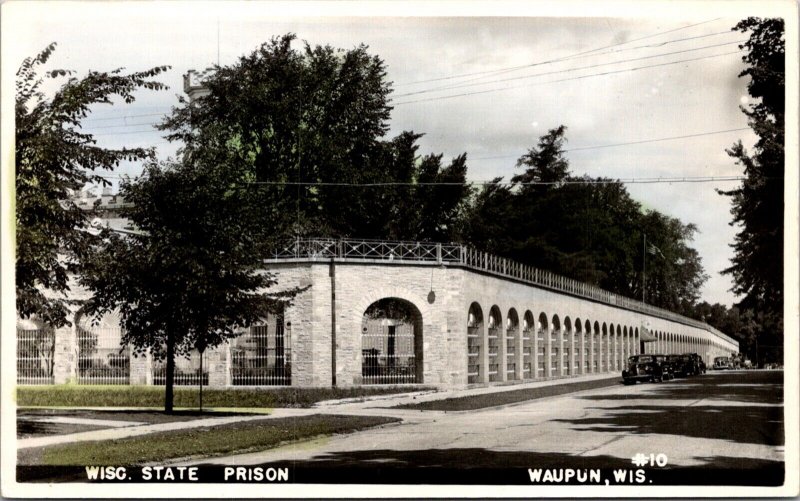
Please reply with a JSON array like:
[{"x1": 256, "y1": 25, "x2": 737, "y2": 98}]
[
  {"x1": 587, "y1": 371, "x2": 783, "y2": 405},
  {"x1": 556, "y1": 404, "x2": 783, "y2": 445},
  {"x1": 563, "y1": 371, "x2": 784, "y2": 445}
]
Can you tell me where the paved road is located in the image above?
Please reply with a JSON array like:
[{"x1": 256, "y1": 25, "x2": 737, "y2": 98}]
[{"x1": 188, "y1": 370, "x2": 784, "y2": 485}]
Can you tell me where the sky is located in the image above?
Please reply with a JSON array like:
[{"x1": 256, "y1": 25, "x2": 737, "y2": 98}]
[{"x1": 4, "y1": 1, "x2": 790, "y2": 307}]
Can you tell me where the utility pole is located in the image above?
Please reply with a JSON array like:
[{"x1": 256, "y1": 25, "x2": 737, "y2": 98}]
[{"x1": 642, "y1": 233, "x2": 647, "y2": 304}]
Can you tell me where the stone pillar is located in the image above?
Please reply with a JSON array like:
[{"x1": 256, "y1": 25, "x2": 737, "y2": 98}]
[
  {"x1": 498, "y1": 321, "x2": 508, "y2": 382},
  {"x1": 130, "y1": 353, "x2": 149, "y2": 385},
  {"x1": 545, "y1": 327, "x2": 552, "y2": 378},
  {"x1": 480, "y1": 323, "x2": 489, "y2": 383},
  {"x1": 579, "y1": 330, "x2": 586, "y2": 374},
  {"x1": 206, "y1": 345, "x2": 227, "y2": 388},
  {"x1": 53, "y1": 323, "x2": 77, "y2": 384},
  {"x1": 569, "y1": 329, "x2": 576, "y2": 376},
  {"x1": 514, "y1": 327, "x2": 524, "y2": 381}
]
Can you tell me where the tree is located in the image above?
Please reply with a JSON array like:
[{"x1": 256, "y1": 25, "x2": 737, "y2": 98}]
[
  {"x1": 160, "y1": 34, "x2": 471, "y2": 241},
  {"x1": 719, "y1": 18, "x2": 784, "y2": 362},
  {"x1": 464, "y1": 126, "x2": 709, "y2": 312},
  {"x1": 16, "y1": 42, "x2": 169, "y2": 327},
  {"x1": 81, "y1": 158, "x2": 303, "y2": 412}
]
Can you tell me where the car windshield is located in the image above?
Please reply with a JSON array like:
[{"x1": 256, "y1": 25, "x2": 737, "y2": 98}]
[{"x1": 632, "y1": 356, "x2": 652, "y2": 363}]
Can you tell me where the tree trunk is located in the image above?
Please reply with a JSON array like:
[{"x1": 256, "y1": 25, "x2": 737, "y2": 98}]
[{"x1": 165, "y1": 330, "x2": 175, "y2": 414}]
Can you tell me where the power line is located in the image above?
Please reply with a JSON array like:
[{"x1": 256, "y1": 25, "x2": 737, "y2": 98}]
[
  {"x1": 393, "y1": 50, "x2": 741, "y2": 106},
  {"x1": 472, "y1": 128, "x2": 751, "y2": 160},
  {"x1": 391, "y1": 40, "x2": 744, "y2": 99},
  {"x1": 82, "y1": 111, "x2": 171, "y2": 124},
  {"x1": 395, "y1": 17, "x2": 724, "y2": 86},
  {"x1": 83, "y1": 121, "x2": 161, "y2": 130},
  {"x1": 241, "y1": 176, "x2": 746, "y2": 188}
]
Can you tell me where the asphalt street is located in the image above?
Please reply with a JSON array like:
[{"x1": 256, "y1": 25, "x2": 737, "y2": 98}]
[{"x1": 187, "y1": 370, "x2": 785, "y2": 485}]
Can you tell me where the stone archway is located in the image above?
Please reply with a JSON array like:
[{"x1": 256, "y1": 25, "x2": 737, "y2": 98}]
[{"x1": 361, "y1": 298, "x2": 424, "y2": 384}]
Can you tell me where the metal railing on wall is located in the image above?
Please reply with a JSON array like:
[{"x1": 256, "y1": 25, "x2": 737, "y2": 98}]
[{"x1": 266, "y1": 238, "x2": 737, "y2": 346}]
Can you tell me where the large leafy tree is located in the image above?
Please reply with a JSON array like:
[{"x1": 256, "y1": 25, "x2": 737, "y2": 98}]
[
  {"x1": 160, "y1": 34, "x2": 470, "y2": 241},
  {"x1": 719, "y1": 18, "x2": 784, "y2": 363},
  {"x1": 15, "y1": 42, "x2": 169, "y2": 327},
  {"x1": 464, "y1": 126, "x2": 708, "y2": 312},
  {"x1": 81, "y1": 158, "x2": 302, "y2": 412}
]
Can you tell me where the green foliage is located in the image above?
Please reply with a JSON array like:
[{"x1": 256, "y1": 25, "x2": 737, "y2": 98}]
[
  {"x1": 79, "y1": 155, "x2": 306, "y2": 410},
  {"x1": 718, "y1": 18, "x2": 784, "y2": 363},
  {"x1": 39, "y1": 414, "x2": 399, "y2": 466},
  {"x1": 463, "y1": 126, "x2": 708, "y2": 311},
  {"x1": 16, "y1": 384, "x2": 422, "y2": 408},
  {"x1": 160, "y1": 34, "x2": 471, "y2": 241},
  {"x1": 15, "y1": 42, "x2": 170, "y2": 327}
]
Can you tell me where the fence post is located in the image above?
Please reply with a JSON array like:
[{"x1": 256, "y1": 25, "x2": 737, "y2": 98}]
[{"x1": 436, "y1": 243, "x2": 442, "y2": 264}]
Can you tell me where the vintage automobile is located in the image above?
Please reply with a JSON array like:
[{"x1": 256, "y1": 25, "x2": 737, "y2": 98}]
[
  {"x1": 667, "y1": 354, "x2": 696, "y2": 377},
  {"x1": 686, "y1": 353, "x2": 706, "y2": 374},
  {"x1": 653, "y1": 354, "x2": 675, "y2": 380},
  {"x1": 713, "y1": 356, "x2": 731, "y2": 370},
  {"x1": 622, "y1": 354, "x2": 666, "y2": 384}
]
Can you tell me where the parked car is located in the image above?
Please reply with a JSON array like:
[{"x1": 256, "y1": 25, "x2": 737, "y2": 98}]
[
  {"x1": 668, "y1": 354, "x2": 696, "y2": 377},
  {"x1": 653, "y1": 354, "x2": 675, "y2": 380},
  {"x1": 713, "y1": 356, "x2": 731, "y2": 370},
  {"x1": 687, "y1": 353, "x2": 706, "y2": 374},
  {"x1": 622, "y1": 354, "x2": 666, "y2": 384}
]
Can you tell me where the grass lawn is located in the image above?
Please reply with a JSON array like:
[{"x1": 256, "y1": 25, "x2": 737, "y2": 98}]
[
  {"x1": 17, "y1": 385, "x2": 425, "y2": 409},
  {"x1": 396, "y1": 377, "x2": 620, "y2": 411},
  {"x1": 20, "y1": 414, "x2": 399, "y2": 466}
]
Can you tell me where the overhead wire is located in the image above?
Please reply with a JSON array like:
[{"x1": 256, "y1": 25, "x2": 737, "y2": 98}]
[
  {"x1": 392, "y1": 50, "x2": 741, "y2": 106},
  {"x1": 391, "y1": 40, "x2": 745, "y2": 99},
  {"x1": 395, "y1": 17, "x2": 724, "y2": 86}
]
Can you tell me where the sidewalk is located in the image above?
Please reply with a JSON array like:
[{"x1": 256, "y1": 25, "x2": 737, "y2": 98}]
[{"x1": 18, "y1": 372, "x2": 619, "y2": 449}]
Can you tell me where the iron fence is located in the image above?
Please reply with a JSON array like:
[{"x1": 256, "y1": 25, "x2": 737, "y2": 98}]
[
  {"x1": 17, "y1": 327, "x2": 55, "y2": 385},
  {"x1": 77, "y1": 326, "x2": 130, "y2": 385},
  {"x1": 152, "y1": 351, "x2": 208, "y2": 386},
  {"x1": 231, "y1": 318, "x2": 291, "y2": 386},
  {"x1": 267, "y1": 238, "x2": 735, "y2": 346},
  {"x1": 505, "y1": 328, "x2": 517, "y2": 380},
  {"x1": 467, "y1": 325, "x2": 481, "y2": 384},
  {"x1": 362, "y1": 319, "x2": 418, "y2": 385}
]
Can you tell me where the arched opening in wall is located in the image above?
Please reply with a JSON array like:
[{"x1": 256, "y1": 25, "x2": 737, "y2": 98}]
[
  {"x1": 231, "y1": 306, "x2": 291, "y2": 386},
  {"x1": 575, "y1": 318, "x2": 583, "y2": 375},
  {"x1": 634, "y1": 327, "x2": 640, "y2": 355},
  {"x1": 601, "y1": 323, "x2": 608, "y2": 372},
  {"x1": 522, "y1": 311, "x2": 534, "y2": 379},
  {"x1": 622, "y1": 326, "x2": 629, "y2": 363},
  {"x1": 616, "y1": 325, "x2": 622, "y2": 370},
  {"x1": 583, "y1": 320, "x2": 591, "y2": 373},
  {"x1": 76, "y1": 310, "x2": 129, "y2": 385},
  {"x1": 467, "y1": 303, "x2": 484, "y2": 384},
  {"x1": 487, "y1": 306, "x2": 502, "y2": 382},
  {"x1": 563, "y1": 317, "x2": 572, "y2": 375},
  {"x1": 538, "y1": 313, "x2": 548, "y2": 378},
  {"x1": 361, "y1": 298, "x2": 422, "y2": 385},
  {"x1": 606, "y1": 324, "x2": 617, "y2": 372},
  {"x1": 16, "y1": 318, "x2": 55, "y2": 385},
  {"x1": 593, "y1": 321, "x2": 600, "y2": 372},
  {"x1": 506, "y1": 309, "x2": 520, "y2": 381},
  {"x1": 551, "y1": 315, "x2": 561, "y2": 376}
]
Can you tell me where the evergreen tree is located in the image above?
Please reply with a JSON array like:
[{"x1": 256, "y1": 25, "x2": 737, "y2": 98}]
[{"x1": 719, "y1": 18, "x2": 785, "y2": 362}]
